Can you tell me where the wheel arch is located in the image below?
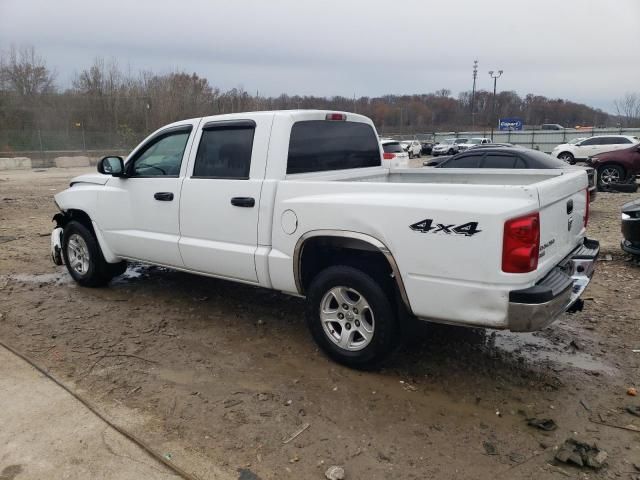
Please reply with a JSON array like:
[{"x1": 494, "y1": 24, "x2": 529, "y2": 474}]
[
  {"x1": 597, "y1": 162, "x2": 629, "y2": 185},
  {"x1": 54, "y1": 209, "x2": 119, "y2": 263},
  {"x1": 293, "y1": 230, "x2": 412, "y2": 314}
]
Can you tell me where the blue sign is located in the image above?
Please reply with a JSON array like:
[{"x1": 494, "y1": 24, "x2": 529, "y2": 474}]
[{"x1": 499, "y1": 117, "x2": 523, "y2": 131}]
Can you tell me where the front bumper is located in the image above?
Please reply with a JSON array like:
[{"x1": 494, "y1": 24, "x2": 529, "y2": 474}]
[
  {"x1": 508, "y1": 238, "x2": 599, "y2": 332},
  {"x1": 51, "y1": 227, "x2": 64, "y2": 265}
]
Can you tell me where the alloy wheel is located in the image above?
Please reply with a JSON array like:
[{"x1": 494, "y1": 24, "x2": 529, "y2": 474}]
[{"x1": 320, "y1": 286, "x2": 375, "y2": 351}]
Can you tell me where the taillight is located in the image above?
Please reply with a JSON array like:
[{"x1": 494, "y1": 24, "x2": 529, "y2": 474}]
[
  {"x1": 502, "y1": 212, "x2": 540, "y2": 273},
  {"x1": 325, "y1": 113, "x2": 346, "y2": 121},
  {"x1": 584, "y1": 189, "x2": 589, "y2": 228},
  {"x1": 383, "y1": 152, "x2": 396, "y2": 160}
]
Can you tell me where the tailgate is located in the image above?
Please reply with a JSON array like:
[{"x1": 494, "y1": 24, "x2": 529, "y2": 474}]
[{"x1": 536, "y1": 169, "x2": 589, "y2": 276}]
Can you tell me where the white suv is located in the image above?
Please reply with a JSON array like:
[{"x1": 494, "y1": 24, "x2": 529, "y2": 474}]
[
  {"x1": 380, "y1": 139, "x2": 410, "y2": 168},
  {"x1": 552, "y1": 135, "x2": 639, "y2": 163},
  {"x1": 432, "y1": 138, "x2": 468, "y2": 156},
  {"x1": 457, "y1": 137, "x2": 492, "y2": 151},
  {"x1": 400, "y1": 139, "x2": 422, "y2": 158}
]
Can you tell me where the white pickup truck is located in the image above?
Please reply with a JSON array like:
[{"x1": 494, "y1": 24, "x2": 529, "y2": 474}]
[{"x1": 51, "y1": 110, "x2": 599, "y2": 368}]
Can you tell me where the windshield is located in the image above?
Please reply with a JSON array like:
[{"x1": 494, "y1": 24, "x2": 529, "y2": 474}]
[
  {"x1": 569, "y1": 138, "x2": 585, "y2": 145},
  {"x1": 469, "y1": 138, "x2": 484, "y2": 144},
  {"x1": 454, "y1": 138, "x2": 468, "y2": 144},
  {"x1": 441, "y1": 139, "x2": 455, "y2": 145}
]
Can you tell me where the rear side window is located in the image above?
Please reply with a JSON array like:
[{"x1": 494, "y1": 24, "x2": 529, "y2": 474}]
[
  {"x1": 383, "y1": 142, "x2": 404, "y2": 153},
  {"x1": 482, "y1": 154, "x2": 517, "y2": 168},
  {"x1": 607, "y1": 137, "x2": 631, "y2": 144},
  {"x1": 193, "y1": 125, "x2": 255, "y2": 179},
  {"x1": 443, "y1": 154, "x2": 481, "y2": 168},
  {"x1": 287, "y1": 121, "x2": 381, "y2": 174}
]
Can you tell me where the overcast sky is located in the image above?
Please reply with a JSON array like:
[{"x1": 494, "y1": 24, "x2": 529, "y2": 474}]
[{"x1": 1, "y1": 0, "x2": 638, "y2": 112}]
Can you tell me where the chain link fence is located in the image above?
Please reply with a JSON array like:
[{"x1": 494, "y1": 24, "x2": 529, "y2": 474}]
[
  {"x1": 2, "y1": 126, "x2": 640, "y2": 158},
  {"x1": 0, "y1": 128, "x2": 144, "y2": 155},
  {"x1": 388, "y1": 128, "x2": 640, "y2": 153}
]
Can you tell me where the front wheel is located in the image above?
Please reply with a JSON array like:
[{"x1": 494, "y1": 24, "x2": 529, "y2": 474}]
[
  {"x1": 62, "y1": 221, "x2": 122, "y2": 287},
  {"x1": 598, "y1": 164, "x2": 625, "y2": 187},
  {"x1": 305, "y1": 266, "x2": 398, "y2": 368}
]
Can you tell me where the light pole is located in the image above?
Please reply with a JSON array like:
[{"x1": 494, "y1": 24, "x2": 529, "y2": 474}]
[
  {"x1": 488, "y1": 69, "x2": 503, "y2": 141},
  {"x1": 471, "y1": 60, "x2": 478, "y2": 130}
]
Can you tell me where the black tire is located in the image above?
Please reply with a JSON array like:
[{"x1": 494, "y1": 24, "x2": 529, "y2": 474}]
[
  {"x1": 305, "y1": 266, "x2": 398, "y2": 369},
  {"x1": 62, "y1": 221, "x2": 113, "y2": 287},
  {"x1": 598, "y1": 164, "x2": 625, "y2": 189},
  {"x1": 448, "y1": 148, "x2": 454, "y2": 155},
  {"x1": 557, "y1": 152, "x2": 574, "y2": 163}
]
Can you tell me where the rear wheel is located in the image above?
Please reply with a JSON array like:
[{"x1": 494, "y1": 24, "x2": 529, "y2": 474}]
[
  {"x1": 305, "y1": 266, "x2": 398, "y2": 368},
  {"x1": 448, "y1": 148, "x2": 454, "y2": 155},
  {"x1": 558, "y1": 152, "x2": 574, "y2": 163},
  {"x1": 598, "y1": 164, "x2": 625, "y2": 187}
]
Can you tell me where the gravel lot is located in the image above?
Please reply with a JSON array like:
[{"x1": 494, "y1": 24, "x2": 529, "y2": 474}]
[{"x1": 1, "y1": 167, "x2": 640, "y2": 479}]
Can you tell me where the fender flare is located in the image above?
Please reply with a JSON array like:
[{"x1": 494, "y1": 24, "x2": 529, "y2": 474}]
[{"x1": 293, "y1": 229, "x2": 412, "y2": 314}]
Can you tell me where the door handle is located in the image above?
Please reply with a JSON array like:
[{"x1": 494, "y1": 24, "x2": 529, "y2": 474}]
[
  {"x1": 230, "y1": 197, "x2": 255, "y2": 207},
  {"x1": 154, "y1": 192, "x2": 174, "y2": 201}
]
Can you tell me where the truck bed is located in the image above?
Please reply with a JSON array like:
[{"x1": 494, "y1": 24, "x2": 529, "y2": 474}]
[{"x1": 289, "y1": 166, "x2": 566, "y2": 186}]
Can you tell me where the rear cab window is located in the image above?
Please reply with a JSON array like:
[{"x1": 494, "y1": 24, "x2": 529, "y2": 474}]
[
  {"x1": 287, "y1": 121, "x2": 381, "y2": 174},
  {"x1": 382, "y1": 142, "x2": 404, "y2": 154}
]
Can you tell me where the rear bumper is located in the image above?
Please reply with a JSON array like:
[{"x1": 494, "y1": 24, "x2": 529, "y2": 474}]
[{"x1": 507, "y1": 238, "x2": 599, "y2": 332}]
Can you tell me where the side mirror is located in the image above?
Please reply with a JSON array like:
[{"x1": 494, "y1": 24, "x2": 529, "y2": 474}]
[{"x1": 98, "y1": 156, "x2": 125, "y2": 176}]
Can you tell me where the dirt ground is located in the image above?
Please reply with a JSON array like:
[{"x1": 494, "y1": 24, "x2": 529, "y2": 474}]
[{"x1": 1, "y1": 167, "x2": 640, "y2": 480}]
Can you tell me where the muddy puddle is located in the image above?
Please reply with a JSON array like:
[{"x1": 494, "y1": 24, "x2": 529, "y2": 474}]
[{"x1": 490, "y1": 330, "x2": 617, "y2": 374}]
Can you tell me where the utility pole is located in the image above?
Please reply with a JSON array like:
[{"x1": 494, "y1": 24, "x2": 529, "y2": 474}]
[
  {"x1": 471, "y1": 60, "x2": 478, "y2": 130},
  {"x1": 488, "y1": 69, "x2": 503, "y2": 141}
]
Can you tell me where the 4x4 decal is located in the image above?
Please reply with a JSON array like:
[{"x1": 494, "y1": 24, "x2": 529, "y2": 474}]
[{"x1": 410, "y1": 219, "x2": 481, "y2": 237}]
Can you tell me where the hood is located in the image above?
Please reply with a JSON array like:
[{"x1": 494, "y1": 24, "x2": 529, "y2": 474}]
[{"x1": 69, "y1": 173, "x2": 110, "y2": 187}]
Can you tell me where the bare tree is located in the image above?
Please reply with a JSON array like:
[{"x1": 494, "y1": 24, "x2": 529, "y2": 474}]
[
  {"x1": 614, "y1": 93, "x2": 640, "y2": 127},
  {"x1": 0, "y1": 45, "x2": 56, "y2": 95}
]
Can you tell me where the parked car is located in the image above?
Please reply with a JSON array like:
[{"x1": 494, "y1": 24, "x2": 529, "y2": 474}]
[
  {"x1": 457, "y1": 137, "x2": 492, "y2": 152},
  {"x1": 400, "y1": 139, "x2": 422, "y2": 158},
  {"x1": 431, "y1": 138, "x2": 468, "y2": 156},
  {"x1": 380, "y1": 139, "x2": 410, "y2": 168},
  {"x1": 585, "y1": 143, "x2": 640, "y2": 187},
  {"x1": 541, "y1": 124, "x2": 565, "y2": 131},
  {"x1": 424, "y1": 145, "x2": 597, "y2": 201},
  {"x1": 420, "y1": 141, "x2": 434, "y2": 155},
  {"x1": 621, "y1": 198, "x2": 640, "y2": 255},
  {"x1": 551, "y1": 135, "x2": 639, "y2": 163},
  {"x1": 51, "y1": 110, "x2": 598, "y2": 368}
]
